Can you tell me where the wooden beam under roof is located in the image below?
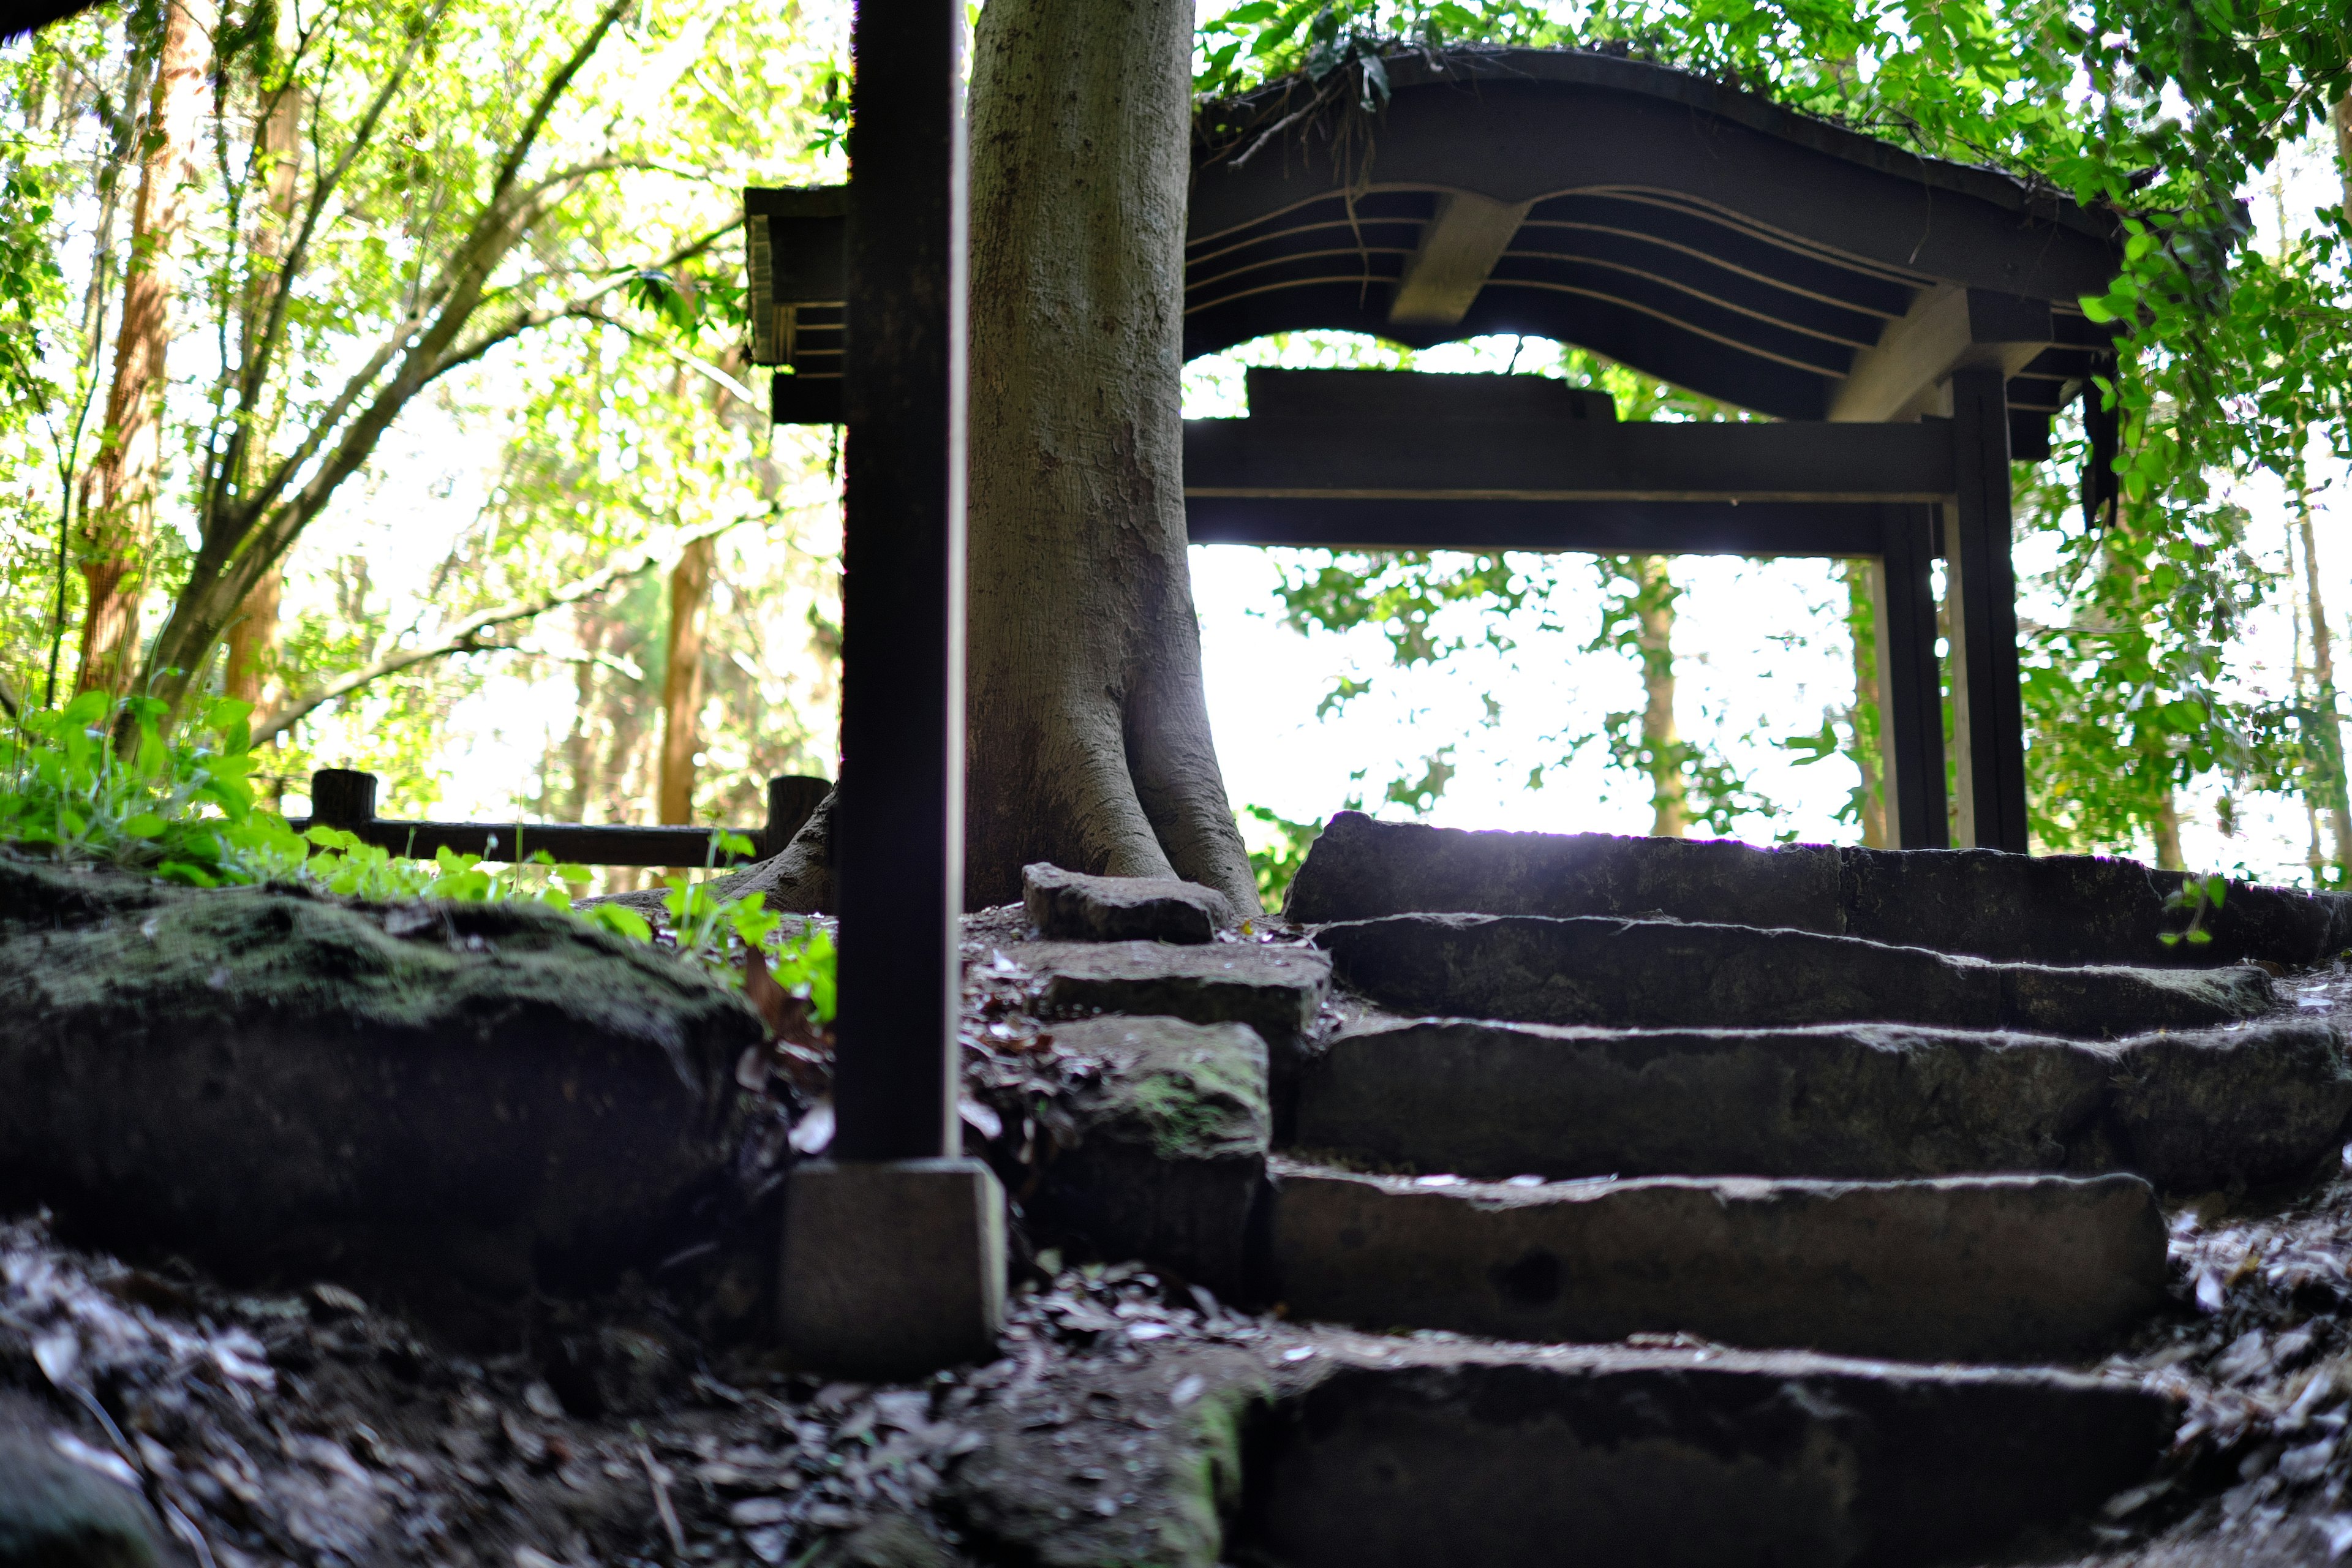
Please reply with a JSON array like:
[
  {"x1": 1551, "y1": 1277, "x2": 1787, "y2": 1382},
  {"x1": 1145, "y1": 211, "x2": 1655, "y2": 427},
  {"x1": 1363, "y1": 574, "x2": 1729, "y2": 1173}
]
[
  {"x1": 1387, "y1": 192, "x2": 1536, "y2": 328},
  {"x1": 1826, "y1": 285, "x2": 2055, "y2": 423}
]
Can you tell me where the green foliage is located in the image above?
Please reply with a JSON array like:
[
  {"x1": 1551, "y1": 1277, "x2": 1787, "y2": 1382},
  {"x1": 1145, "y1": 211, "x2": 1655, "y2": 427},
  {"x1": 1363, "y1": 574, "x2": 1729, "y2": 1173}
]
[
  {"x1": 2160, "y1": 873, "x2": 2230, "y2": 948},
  {"x1": 0, "y1": 0, "x2": 848, "y2": 835},
  {"x1": 0, "y1": 689, "x2": 272, "y2": 886},
  {"x1": 0, "y1": 693, "x2": 830, "y2": 1001},
  {"x1": 1238, "y1": 802, "x2": 1323, "y2": 908}
]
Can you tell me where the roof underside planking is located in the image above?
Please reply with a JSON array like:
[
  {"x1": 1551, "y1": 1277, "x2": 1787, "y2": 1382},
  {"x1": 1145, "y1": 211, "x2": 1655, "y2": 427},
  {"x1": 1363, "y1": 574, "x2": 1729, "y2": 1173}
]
[{"x1": 1187, "y1": 49, "x2": 2124, "y2": 458}]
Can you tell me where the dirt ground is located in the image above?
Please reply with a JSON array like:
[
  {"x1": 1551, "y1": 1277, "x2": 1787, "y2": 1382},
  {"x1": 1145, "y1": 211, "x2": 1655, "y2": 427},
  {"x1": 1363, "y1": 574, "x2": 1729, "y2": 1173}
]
[{"x1": 11, "y1": 932, "x2": 2352, "y2": 1568}]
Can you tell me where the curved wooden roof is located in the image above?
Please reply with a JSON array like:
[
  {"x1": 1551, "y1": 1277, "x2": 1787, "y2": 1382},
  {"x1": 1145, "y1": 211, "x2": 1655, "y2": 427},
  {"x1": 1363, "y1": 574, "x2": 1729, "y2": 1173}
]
[{"x1": 1188, "y1": 50, "x2": 2121, "y2": 447}]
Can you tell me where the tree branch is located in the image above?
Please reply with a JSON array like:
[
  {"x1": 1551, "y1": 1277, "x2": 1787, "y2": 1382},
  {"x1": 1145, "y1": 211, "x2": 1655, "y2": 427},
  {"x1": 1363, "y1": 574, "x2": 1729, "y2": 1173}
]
[{"x1": 250, "y1": 516, "x2": 749, "y2": 744}]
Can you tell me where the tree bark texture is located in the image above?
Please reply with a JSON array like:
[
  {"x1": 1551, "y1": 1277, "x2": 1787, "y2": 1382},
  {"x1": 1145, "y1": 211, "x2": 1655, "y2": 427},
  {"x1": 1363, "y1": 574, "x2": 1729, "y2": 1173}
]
[
  {"x1": 2152, "y1": 791, "x2": 2186, "y2": 872},
  {"x1": 222, "y1": 566, "x2": 281, "y2": 708},
  {"x1": 962, "y1": 0, "x2": 1259, "y2": 913},
  {"x1": 76, "y1": 0, "x2": 210, "y2": 696},
  {"x1": 1630, "y1": 556, "x2": 1686, "y2": 838},
  {"x1": 658, "y1": 535, "x2": 715, "y2": 824},
  {"x1": 222, "y1": 58, "x2": 301, "y2": 717},
  {"x1": 2296, "y1": 500, "x2": 2351, "y2": 872},
  {"x1": 1845, "y1": 560, "x2": 1890, "y2": 848}
]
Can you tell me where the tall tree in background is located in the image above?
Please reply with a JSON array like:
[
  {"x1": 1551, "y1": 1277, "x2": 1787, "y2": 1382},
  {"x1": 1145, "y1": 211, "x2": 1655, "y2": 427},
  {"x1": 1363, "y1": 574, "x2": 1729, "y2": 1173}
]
[
  {"x1": 963, "y1": 0, "x2": 1257, "y2": 911},
  {"x1": 657, "y1": 534, "x2": 713, "y2": 823},
  {"x1": 1622, "y1": 556, "x2": 1686, "y2": 837},
  {"x1": 75, "y1": 0, "x2": 208, "y2": 695}
]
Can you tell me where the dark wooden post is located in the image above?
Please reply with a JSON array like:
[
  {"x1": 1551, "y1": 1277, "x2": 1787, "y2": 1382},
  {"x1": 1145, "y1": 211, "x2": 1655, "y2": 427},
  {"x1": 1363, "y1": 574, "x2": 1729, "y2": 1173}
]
[
  {"x1": 1943, "y1": 368, "x2": 2030, "y2": 853},
  {"x1": 1871, "y1": 506, "x2": 1950, "y2": 849},
  {"x1": 775, "y1": 0, "x2": 1001, "y2": 1379},
  {"x1": 309, "y1": 768, "x2": 379, "y2": 829},
  {"x1": 763, "y1": 774, "x2": 831, "y2": 856},
  {"x1": 828, "y1": 0, "x2": 967, "y2": 1164}
]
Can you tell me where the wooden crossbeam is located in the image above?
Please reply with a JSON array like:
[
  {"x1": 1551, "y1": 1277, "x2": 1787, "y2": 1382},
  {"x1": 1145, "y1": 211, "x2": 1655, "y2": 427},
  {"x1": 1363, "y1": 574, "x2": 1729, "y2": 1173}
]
[
  {"x1": 1187, "y1": 496, "x2": 1892, "y2": 557},
  {"x1": 1185, "y1": 414, "x2": 1955, "y2": 503}
]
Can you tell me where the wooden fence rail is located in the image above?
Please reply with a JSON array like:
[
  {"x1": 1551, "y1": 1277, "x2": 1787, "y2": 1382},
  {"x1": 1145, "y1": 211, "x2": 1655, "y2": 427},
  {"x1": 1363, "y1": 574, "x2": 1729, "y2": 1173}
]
[{"x1": 285, "y1": 767, "x2": 831, "y2": 868}]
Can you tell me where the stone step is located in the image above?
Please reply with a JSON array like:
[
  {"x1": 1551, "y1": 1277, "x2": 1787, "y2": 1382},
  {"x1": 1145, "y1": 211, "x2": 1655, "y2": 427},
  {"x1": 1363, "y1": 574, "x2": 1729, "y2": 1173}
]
[
  {"x1": 1295, "y1": 1016, "x2": 2351, "y2": 1191},
  {"x1": 1315, "y1": 912, "x2": 2274, "y2": 1037},
  {"x1": 1243, "y1": 1344, "x2": 2173, "y2": 1568},
  {"x1": 1267, "y1": 1161, "x2": 2167, "y2": 1362},
  {"x1": 1013, "y1": 939, "x2": 1330, "y2": 1065},
  {"x1": 1286, "y1": 809, "x2": 2349, "y2": 968}
]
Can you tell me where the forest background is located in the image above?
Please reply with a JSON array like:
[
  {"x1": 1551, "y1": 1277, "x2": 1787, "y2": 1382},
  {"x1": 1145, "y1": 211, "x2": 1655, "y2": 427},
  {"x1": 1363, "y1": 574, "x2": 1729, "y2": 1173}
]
[{"x1": 0, "y1": 0, "x2": 2347, "y2": 900}]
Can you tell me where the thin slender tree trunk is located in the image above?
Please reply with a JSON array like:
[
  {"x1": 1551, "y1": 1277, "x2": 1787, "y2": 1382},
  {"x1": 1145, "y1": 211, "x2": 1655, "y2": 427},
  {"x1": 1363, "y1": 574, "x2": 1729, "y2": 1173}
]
[
  {"x1": 2335, "y1": 94, "x2": 2351, "y2": 205},
  {"x1": 222, "y1": 48, "x2": 301, "y2": 715},
  {"x1": 1845, "y1": 560, "x2": 1888, "y2": 848},
  {"x1": 222, "y1": 566, "x2": 281, "y2": 707},
  {"x1": 1629, "y1": 555, "x2": 1686, "y2": 837},
  {"x1": 2152, "y1": 791, "x2": 2185, "y2": 872},
  {"x1": 76, "y1": 0, "x2": 209, "y2": 696},
  {"x1": 2296, "y1": 499, "x2": 2351, "y2": 872},
  {"x1": 657, "y1": 535, "x2": 714, "y2": 824},
  {"x1": 963, "y1": 0, "x2": 1257, "y2": 911}
]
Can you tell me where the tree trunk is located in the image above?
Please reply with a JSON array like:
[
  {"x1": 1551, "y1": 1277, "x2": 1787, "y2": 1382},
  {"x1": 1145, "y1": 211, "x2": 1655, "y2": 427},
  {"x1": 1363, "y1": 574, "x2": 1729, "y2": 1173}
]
[
  {"x1": 2296, "y1": 502, "x2": 2351, "y2": 873},
  {"x1": 962, "y1": 0, "x2": 1258, "y2": 913},
  {"x1": 1630, "y1": 555, "x2": 1686, "y2": 837},
  {"x1": 1845, "y1": 560, "x2": 1890, "y2": 848},
  {"x1": 657, "y1": 535, "x2": 715, "y2": 824},
  {"x1": 2335, "y1": 94, "x2": 2351, "y2": 209},
  {"x1": 2152, "y1": 791, "x2": 2185, "y2": 872},
  {"x1": 222, "y1": 566, "x2": 281, "y2": 707},
  {"x1": 75, "y1": 0, "x2": 209, "y2": 696},
  {"x1": 222, "y1": 50, "x2": 301, "y2": 717}
]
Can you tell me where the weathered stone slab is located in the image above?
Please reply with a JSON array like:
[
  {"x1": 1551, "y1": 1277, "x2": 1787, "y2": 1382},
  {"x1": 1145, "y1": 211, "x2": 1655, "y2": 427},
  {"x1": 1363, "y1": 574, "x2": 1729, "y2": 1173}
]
[
  {"x1": 1023, "y1": 862, "x2": 1234, "y2": 944},
  {"x1": 2108, "y1": 1023, "x2": 2352, "y2": 1193},
  {"x1": 1285, "y1": 810, "x2": 2351, "y2": 967},
  {"x1": 1295, "y1": 1017, "x2": 2352, "y2": 1191},
  {"x1": 1314, "y1": 913, "x2": 2272, "y2": 1037},
  {"x1": 1028, "y1": 1017, "x2": 1270, "y2": 1293},
  {"x1": 1287, "y1": 811, "x2": 1842, "y2": 933},
  {"x1": 1246, "y1": 1348, "x2": 2171, "y2": 1568},
  {"x1": 1020, "y1": 940, "x2": 1330, "y2": 1059},
  {"x1": 1268, "y1": 1163, "x2": 2168, "y2": 1362},
  {"x1": 0, "y1": 859, "x2": 757, "y2": 1314},
  {"x1": 1841, "y1": 844, "x2": 2345, "y2": 968}
]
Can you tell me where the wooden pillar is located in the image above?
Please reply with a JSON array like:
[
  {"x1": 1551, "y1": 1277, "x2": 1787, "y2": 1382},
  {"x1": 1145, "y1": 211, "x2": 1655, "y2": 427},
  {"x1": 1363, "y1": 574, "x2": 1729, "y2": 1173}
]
[
  {"x1": 830, "y1": 0, "x2": 967, "y2": 1163},
  {"x1": 1871, "y1": 505, "x2": 1949, "y2": 848},
  {"x1": 1942, "y1": 368, "x2": 2029, "y2": 853}
]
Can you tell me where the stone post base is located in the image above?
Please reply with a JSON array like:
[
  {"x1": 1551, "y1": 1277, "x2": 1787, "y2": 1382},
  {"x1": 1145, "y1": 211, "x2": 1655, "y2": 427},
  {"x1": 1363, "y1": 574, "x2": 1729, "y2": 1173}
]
[{"x1": 777, "y1": 1158, "x2": 1006, "y2": 1378}]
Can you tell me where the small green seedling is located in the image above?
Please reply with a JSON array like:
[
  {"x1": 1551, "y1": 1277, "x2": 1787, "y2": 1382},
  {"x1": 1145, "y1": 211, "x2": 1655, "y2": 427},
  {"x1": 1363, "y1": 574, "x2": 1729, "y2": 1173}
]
[{"x1": 2160, "y1": 873, "x2": 2229, "y2": 948}]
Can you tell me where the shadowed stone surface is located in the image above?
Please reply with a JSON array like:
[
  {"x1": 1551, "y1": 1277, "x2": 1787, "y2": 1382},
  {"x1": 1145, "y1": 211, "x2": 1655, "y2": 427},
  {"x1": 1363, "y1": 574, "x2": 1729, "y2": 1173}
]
[
  {"x1": 1268, "y1": 1163, "x2": 2168, "y2": 1362},
  {"x1": 0, "y1": 858, "x2": 758, "y2": 1317},
  {"x1": 1295, "y1": 1017, "x2": 2352, "y2": 1191},
  {"x1": 1028, "y1": 1017, "x2": 1270, "y2": 1294},
  {"x1": 1286, "y1": 810, "x2": 2350, "y2": 967},
  {"x1": 1019, "y1": 941, "x2": 1330, "y2": 1063},
  {"x1": 1243, "y1": 1348, "x2": 2173, "y2": 1568},
  {"x1": 0, "y1": 1417, "x2": 161, "y2": 1568},
  {"x1": 1313, "y1": 913, "x2": 2273, "y2": 1038},
  {"x1": 1023, "y1": 863, "x2": 1235, "y2": 944}
]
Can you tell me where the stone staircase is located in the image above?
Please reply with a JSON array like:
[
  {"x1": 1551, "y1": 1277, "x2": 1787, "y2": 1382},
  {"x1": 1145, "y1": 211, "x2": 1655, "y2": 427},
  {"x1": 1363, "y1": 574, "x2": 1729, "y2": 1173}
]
[{"x1": 1001, "y1": 814, "x2": 2352, "y2": 1566}]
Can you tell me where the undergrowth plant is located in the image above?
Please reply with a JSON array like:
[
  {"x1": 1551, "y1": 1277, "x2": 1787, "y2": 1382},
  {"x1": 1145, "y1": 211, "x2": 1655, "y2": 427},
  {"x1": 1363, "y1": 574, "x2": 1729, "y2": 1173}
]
[{"x1": 0, "y1": 692, "x2": 832, "y2": 1017}]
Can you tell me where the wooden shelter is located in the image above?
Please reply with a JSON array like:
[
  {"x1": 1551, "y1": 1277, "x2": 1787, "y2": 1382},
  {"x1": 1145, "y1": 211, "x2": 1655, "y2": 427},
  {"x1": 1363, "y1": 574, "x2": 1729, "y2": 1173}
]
[{"x1": 749, "y1": 47, "x2": 2125, "y2": 852}]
